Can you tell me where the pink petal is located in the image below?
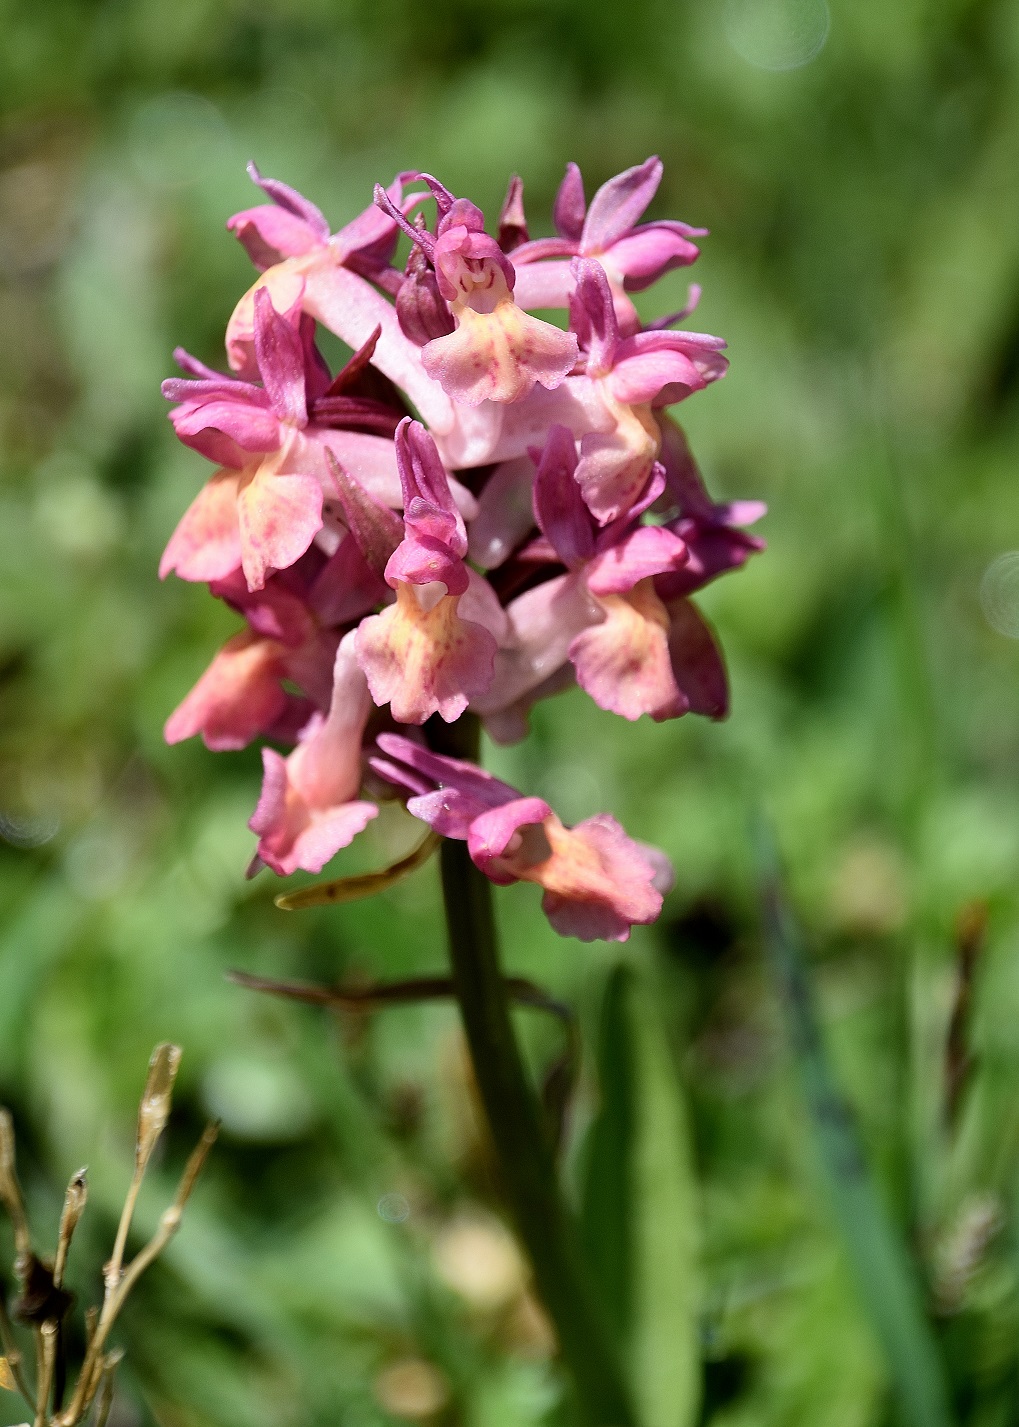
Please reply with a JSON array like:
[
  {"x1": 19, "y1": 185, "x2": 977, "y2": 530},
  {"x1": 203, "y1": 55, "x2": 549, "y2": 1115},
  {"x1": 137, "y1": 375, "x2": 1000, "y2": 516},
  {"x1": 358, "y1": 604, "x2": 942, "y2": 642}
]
[
  {"x1": 164, "y1": 632, "x2": 287, "y2": 750},
  {"x1": 467, "y1": 797, "x2": 556, "y2": 885},
  {"x1": 422, "y1": 305, "x2": 578, "y2": 407},
  {"x1": 609, "y1": 348, "x2": 727, "y2": 407},
  {"x1": 554, "y1": 162, "x2": 587, "y2": 241},
  {"x1": 308, "y1": 533, "x2": 388, "y2": 625},
  {"x1": 569, "y1": 581, "x2": 686, "y2": 721},
  {"x1": 237, "y1": 465, "x2": 324, "y2": 590},
  {"x1": 356, "y1": 584, "x2": 497, "y2": 723},
  {"x1": 227, "y1": 205, "x2": 325, "y2": 269},
  {"x1": 581, "y1": 157, "x2": 662, "y2": 253},
  {"x1": 253, "y1": 287, "x2": 307, "y2": 425},
  {"x1": 159, "y1": 470, "x2": 243, "y2": 583},
  {"x1": 170, "y1": 397, "x2": 281, "y2": 462},
  {"x1": 609, "y1": 227, "x2": 701, "y2": 292},
  {"x1": 531, "y1": 423, "x2": 594, "y2": 567},
  {"x1": 243, "y1": 163, "x2": 331, "y2": 240},
  {"x1": 586, "y1": 524, "x2": 688, "y2": 595}
]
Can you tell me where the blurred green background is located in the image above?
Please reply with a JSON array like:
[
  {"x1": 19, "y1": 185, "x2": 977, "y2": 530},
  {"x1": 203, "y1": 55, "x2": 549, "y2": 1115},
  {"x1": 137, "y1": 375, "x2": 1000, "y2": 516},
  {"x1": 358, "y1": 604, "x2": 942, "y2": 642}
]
[{"x1": 3, "y1": 0, "x2": 1019, "y2": 1423}]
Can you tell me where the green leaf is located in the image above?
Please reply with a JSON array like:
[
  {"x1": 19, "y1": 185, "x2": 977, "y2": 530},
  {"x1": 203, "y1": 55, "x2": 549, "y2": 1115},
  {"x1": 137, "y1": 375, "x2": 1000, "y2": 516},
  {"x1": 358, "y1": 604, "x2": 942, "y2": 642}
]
[
  {"x1": 582, "y1": 964, "x2": 700, "y2": 1427},
  {"x1": 756, "y1": 824, "x2": 955, "y2": 1427}
]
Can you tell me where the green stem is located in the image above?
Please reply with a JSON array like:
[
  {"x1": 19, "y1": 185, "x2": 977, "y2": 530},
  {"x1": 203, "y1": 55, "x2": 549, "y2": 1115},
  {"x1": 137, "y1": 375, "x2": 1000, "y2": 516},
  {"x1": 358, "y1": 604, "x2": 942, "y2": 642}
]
[{"x1": 434, "y1": 717, "x2": 635, "y2": 1427}]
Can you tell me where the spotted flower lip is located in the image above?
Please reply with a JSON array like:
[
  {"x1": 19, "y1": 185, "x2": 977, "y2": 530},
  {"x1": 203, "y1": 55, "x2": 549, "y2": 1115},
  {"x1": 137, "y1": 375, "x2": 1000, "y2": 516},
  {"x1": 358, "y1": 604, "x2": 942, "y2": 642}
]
[
  {"x1": 161, "y1": 156, "x2": 764, "y2": 926},
  {"x1": 371, "y1": 734, "x2": 672, "y2": 942},
  {"x1": 374, "y1": 174, "x2": 579, "y2": 406},
  {"x1": 354, "y1": 419, "x2": 499, "y2": 724}
]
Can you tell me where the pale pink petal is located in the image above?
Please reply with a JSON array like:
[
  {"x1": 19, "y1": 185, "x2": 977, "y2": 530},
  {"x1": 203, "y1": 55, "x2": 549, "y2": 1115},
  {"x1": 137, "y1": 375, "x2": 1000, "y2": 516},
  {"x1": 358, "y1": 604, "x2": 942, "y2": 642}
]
[
  {"x1": 482, "y1": 664, "x2": 576, "y2": 746},
  {"x1": 575, "y1": 401, "x2": 661, "y2": 525},
  {"x1": 467, "y1": 456, "x2": 537, "y2": 569},
  {"x1": 356, "y1": 584, "x2": 497, "y2": 723},
  {"x1": 237, "y1": 465, "x2": 324, "y2": 590},
  {"x1": 458, "y1": 567, "x2": 510, "y2": 646},
  {"x1": 226, "y1": 263, "x2": 308, "y2": 379},
  {"x1": 422, "y1": 304, "x2": 579, "y2": 407},
  {"x1": 283, "y1": 803, "x2": 379, "y2": 876},
  {"x1": 475, "y1": 572, "x2": 599, "y2": 715},
  {"x1": 164, "y1": 632, "x2": 287, "y2": 751},
  {"x1": 539, "y1": 814, "x2": 664, "y2": 941},
  {"x1": 249, "y1": 634, "x2": 379, "y2": 874},
  {"x1": 512, "y1": 259, "x2": 576, "y2": 311},
  {"x1": 159, "y1": 470, "x2": 242, "y2": 582},
  {"x1": 569, "y1": 580, "x2": 685, "y2": 721}
]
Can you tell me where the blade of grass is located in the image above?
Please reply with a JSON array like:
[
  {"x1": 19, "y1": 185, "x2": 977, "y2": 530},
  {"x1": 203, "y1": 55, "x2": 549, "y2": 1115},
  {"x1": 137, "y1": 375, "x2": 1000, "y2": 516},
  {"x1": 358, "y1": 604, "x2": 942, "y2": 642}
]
[
  {"x1": 755, "y1": 822, "x2": 954, "y2": 1427},
  {"x1": 582, "y1": 965, "x2": 700, "y2": 1427}
]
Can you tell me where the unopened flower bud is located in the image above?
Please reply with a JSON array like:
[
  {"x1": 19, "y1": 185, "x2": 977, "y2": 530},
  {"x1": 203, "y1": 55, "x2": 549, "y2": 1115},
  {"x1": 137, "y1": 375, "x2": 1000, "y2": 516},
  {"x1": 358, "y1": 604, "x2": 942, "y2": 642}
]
[{"x1": 396, "y1": 227, "x2": 455, "y2": 346}]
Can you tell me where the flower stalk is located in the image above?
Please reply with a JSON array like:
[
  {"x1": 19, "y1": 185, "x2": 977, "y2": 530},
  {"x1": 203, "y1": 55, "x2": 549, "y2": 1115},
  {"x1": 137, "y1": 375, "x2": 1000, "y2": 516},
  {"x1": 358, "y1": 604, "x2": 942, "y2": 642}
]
[{"x1": 435, "y1": 716, "x2": 635, "y2": 1427}]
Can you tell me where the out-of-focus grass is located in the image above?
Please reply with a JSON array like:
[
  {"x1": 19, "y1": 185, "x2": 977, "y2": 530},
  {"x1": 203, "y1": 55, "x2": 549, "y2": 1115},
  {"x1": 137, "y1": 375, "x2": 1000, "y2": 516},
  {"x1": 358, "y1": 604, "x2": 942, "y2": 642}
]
[{"x1": 2, "y1": 1, "x2": 1019, "y2": 1423}]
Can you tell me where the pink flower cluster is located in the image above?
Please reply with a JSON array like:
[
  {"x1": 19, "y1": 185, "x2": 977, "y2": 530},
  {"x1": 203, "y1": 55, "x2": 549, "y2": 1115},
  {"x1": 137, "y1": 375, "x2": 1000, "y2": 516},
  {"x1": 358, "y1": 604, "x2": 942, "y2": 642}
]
[{"x1": 161, "y1": 158, "x2": 764, "y2": 942}]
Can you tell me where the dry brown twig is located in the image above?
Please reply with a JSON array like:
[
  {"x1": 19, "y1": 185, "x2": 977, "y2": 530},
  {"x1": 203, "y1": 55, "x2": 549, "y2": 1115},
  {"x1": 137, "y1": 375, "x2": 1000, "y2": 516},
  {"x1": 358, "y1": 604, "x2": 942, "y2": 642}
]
[{"x1": 0, "y1": 1044, "x2": 217, "y2": 1427}]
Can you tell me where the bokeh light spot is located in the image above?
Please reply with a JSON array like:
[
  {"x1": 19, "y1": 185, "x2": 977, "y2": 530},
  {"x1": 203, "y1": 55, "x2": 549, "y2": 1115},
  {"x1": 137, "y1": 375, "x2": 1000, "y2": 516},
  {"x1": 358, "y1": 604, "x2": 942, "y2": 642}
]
[
  {"x1": 724, "y1": 0, "x2": 830, "y2": 70},
  {"x1": 377, "y1": 1192, "x2": 411, "y2": 1223},
  {"x1": 980, "y1": 552, "x2": 1019, "y2": 638}
]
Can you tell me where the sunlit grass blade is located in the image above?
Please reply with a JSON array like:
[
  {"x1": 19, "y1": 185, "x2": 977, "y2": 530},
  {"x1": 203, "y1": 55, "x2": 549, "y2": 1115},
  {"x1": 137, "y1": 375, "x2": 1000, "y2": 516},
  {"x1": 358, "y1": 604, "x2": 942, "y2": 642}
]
[
  {"x1": 755, "y1": 823, "x2": 954, "y2": 1427},
  {"x1": 582, "y1": 964, "x2": 700, "y2": 1427}
]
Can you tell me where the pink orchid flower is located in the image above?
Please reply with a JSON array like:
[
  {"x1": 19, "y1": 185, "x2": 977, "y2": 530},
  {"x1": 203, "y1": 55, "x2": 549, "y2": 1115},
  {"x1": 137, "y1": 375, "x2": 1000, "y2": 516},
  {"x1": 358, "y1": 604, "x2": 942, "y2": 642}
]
[
  {"x1": 565, "y1": 256, "x2": 727, "y2": 523},
  {"x1": 434, "y1": 257, "x2": 726, "y2": 522},
  {"x1": 355, "y1": 419, "x2": 501, "y2": 724},
  {"x1": 376, "y1": 174, "x2": 579, "y2": 407},
  {"x1": 372, "y1": 734, "x2": 672, "y2": 942},
  {"x1": 475, "y1": 425, "x2": 711, "y2": 728},
  {"x1": 249, "y1": 632, "x2": 379, "y2": 876},
  {"x1": 225, "y1": 164, "x2": 453, "y2": 433},
  {"x1": 160, "y1": 294, "x2": 402, "y2": 591},
  {"x1": 163, "y1": 539, "x2": 388, "y2": 752},
  {"x1": 511, "y1": 157, "x2": 705, "y2": 334}
]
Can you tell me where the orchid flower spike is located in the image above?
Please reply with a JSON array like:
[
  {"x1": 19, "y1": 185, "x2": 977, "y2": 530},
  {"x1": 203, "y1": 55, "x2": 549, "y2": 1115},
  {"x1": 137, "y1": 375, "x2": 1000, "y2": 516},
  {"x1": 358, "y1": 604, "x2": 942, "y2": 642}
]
[{"x1": 160, "y1": 156, "x2": 764, "y2": 921}]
